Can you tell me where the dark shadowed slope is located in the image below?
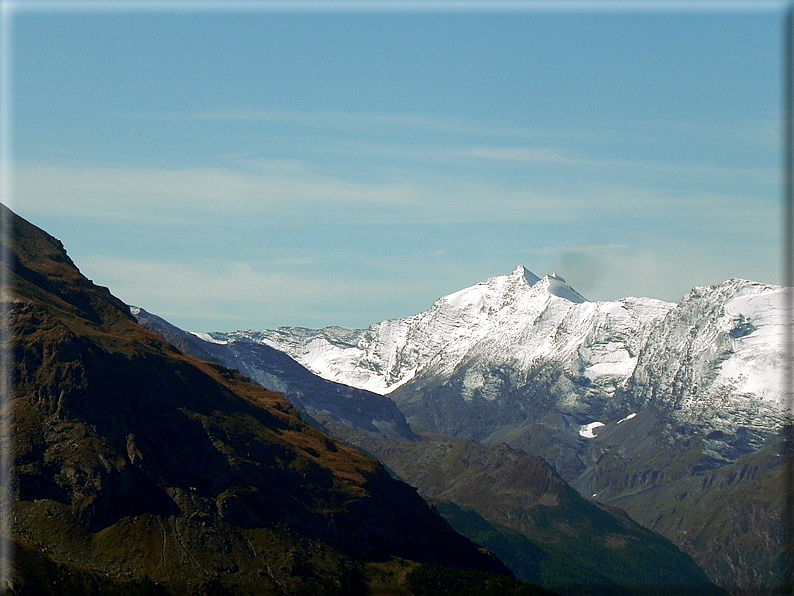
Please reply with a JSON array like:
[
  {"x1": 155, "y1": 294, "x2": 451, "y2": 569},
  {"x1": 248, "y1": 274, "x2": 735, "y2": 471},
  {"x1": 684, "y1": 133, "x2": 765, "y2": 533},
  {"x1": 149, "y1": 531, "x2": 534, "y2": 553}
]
[
  {"x1": 132, "y1": 306, "x2": 417, "y2": 442},
  {"x1": 2, "y1": 204, "x2": 524, "y2": 595},
  {"x1": 578, "y1": 422, "x2": 793, "y2": 596},
  {"x1": 340, "y1": 430, "x2": 726, "y2": 596}
]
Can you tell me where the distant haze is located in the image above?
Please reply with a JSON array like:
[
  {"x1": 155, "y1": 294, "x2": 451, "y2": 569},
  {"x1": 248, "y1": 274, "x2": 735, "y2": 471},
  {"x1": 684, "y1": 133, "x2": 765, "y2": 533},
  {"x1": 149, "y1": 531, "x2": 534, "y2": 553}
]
[{"x1": 8, "y1": 4, "x2": 784, "y2": 331}]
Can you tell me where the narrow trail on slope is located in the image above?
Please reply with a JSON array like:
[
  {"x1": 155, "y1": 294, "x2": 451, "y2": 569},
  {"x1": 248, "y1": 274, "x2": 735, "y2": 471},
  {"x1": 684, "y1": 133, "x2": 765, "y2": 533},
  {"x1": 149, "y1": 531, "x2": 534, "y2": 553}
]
[{"x1": 156, "y1": 517, "x2": 171, "y2": 586}]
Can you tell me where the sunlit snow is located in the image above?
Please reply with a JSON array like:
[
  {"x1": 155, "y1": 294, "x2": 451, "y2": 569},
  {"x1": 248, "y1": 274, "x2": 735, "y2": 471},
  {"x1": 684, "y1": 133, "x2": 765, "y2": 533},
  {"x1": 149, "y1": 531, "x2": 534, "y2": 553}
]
[
  {"x1": 712, "y1": 286, "x2": 787, "y2": 407},
  {"x1": 201, "y1": 268, "x2": 792, "y2": 437},
  {"x1": 579, "y1": 422, "x2": 605, "y2": 438},
  {"x1": 190, "y1": 332, "x2": 228, "y2": 345}
]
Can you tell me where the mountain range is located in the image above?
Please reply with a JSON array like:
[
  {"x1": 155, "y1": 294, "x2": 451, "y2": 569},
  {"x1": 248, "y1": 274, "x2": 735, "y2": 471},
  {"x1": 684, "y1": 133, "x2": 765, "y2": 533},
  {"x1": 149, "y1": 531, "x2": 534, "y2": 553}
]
[
  {"x1": 4, "y1": 201, "x2": 786, "y2": 594},
  {"x1": 177, "y1": 264, "x2": 792, "y2": 594},
  {"x1": 217, "y1": 265, "x2": 788, "y2": 439},
  {"x1": 133, "y1": 308, "x2": 724, "y2": 595}
]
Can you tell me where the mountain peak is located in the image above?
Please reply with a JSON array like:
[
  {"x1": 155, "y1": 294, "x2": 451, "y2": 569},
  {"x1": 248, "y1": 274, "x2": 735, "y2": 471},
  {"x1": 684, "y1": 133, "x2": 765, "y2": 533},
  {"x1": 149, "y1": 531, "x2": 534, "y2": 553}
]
[{"x1": 511, "y1": 265, "x2": 541, "y2": 285}]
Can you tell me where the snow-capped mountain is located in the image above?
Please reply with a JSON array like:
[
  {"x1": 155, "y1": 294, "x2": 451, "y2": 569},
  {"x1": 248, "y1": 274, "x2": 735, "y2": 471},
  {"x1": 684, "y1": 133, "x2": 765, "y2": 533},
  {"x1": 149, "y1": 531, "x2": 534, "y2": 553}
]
[
  {"x1": 208, "y1": 266, "x2": 670, "y2": 394},
  {"x1": 204, "y1": 266, "x2": 789, "y2": 429}
]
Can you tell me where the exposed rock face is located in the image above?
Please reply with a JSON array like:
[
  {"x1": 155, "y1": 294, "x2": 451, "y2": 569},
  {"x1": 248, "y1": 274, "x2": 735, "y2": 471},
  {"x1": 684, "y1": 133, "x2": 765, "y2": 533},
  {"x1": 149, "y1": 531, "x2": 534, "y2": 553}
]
[{"x1": 3, "y1": 204, "x2": 512, "y2": 594}]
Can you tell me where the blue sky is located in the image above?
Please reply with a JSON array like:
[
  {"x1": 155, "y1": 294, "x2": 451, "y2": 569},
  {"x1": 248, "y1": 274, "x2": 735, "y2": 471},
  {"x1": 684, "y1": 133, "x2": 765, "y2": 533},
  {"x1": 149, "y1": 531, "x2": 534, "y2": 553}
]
[{"x1": 5, "y1": 1, "x2": 786, "y2": 331}]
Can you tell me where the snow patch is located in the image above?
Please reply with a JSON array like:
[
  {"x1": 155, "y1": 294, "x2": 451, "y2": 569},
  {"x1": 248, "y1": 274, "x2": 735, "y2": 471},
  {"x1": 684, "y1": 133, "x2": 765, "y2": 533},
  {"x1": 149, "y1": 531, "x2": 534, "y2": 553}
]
[
  {"x1": 617, "y1": 412, "x2": 637, "y2": 424},
  {"x1": 191, "y1": 332, "x2": 228, "y2": 345},
  {"x1": 444, "y1": 286, "x2": 488, "y2": 311},
  {"x1": 463, "y1": 369, "x2": 486, "y2": 391},
  {"x1": 579, "y1": 422, "x2": 605, "y2": 439},
  {"x1": 585, "y1": 359, "x2": 637, "y2": 380},
  {"x1": 711, "y1": 287, "x2": 787, "y2": 405}
]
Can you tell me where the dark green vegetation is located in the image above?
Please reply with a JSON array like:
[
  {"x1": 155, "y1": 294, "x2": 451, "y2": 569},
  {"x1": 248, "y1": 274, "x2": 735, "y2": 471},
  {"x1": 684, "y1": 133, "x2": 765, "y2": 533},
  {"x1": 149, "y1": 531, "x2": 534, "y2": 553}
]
[
  {"x1": 337, "y1": 431, "x2": 726, "y2": 596},
  {"x1": 3, "y1": 204, "x2": 528, "y2": 594},
  {"x1": 9, "y1": 537, "x2": 168, "y2": 596},
  {"x1": 406, "y1": 562, "x2": 558, "y2": 596}
]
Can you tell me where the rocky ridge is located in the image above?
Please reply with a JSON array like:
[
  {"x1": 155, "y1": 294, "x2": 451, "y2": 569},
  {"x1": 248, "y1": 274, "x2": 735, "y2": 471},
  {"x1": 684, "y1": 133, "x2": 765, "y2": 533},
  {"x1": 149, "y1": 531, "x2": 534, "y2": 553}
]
[{"x1": 133, "y1": 306, "x2": 417, "y2": 442}]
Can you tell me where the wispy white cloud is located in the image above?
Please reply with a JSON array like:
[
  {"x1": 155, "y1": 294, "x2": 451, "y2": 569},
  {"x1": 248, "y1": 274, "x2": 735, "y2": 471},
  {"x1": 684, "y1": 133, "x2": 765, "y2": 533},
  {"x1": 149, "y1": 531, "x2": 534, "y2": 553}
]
[
  {"x1": 289, "y1": 132, "x2": 776, "y2": 191},
  {"x1": 10, "y1": 161, "x2": 422, "y2": 224},
  {"x1": 9, "y1": 160, "x2": 586, "y2": 226},
  {"x1": 452, "y1": 145, "x2": 578, "y2": 164},
  {"x1": 84, "y1": 258, "x2": 329, "y2": 306},
  {"x1": 163, "y1": 108, "x2": 780, "y2": 159},
  {"x1": 11, "y1": 155, "x2": 776, "y2": 231},
  {"x1": 267, "y1": 257, "x2": 316, "y2": 267},
  {"x1": 216, "y1": 154, "x2": 310, "y2": 173},
  {"x1": 447, "y1": 145, "x2": 776, "y2": 188}
]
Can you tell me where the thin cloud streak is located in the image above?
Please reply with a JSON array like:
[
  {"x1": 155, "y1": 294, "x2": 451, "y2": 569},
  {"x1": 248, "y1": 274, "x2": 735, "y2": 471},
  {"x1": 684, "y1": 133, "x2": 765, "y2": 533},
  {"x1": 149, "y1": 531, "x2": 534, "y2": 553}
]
[
  {"x1": 164, "y1": 108, "x2": 780, "y2": 153},
  {"x1": 168, "y1": 108, "x2": 524, "y2": 138},
  {"x1": 11, "y1": 161, "x2": 422, "y2": 221},
  {"x1": 295, "y1": 134, "x2": 776, "y2": 188},
  {"x1": 447, "y1": 145, "x2": 775, "y2": 185},
  {"x1": 12, "y1": 160, "x2": 775, "y2": 230}
]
